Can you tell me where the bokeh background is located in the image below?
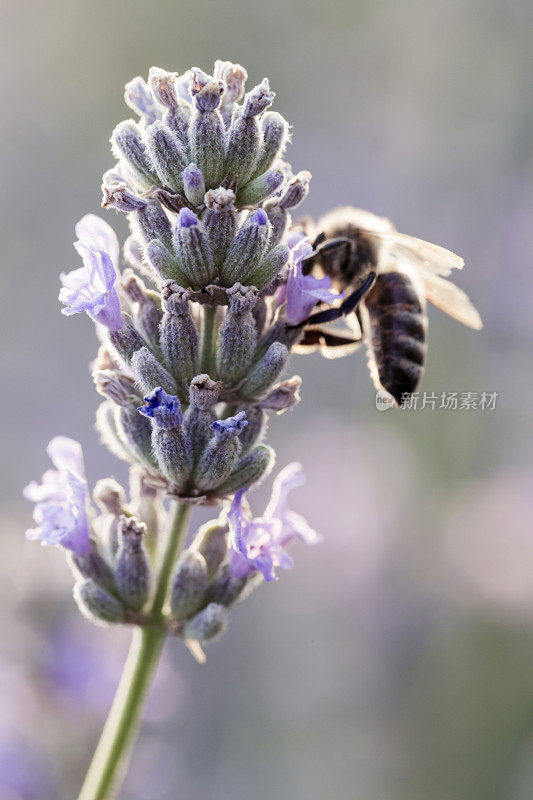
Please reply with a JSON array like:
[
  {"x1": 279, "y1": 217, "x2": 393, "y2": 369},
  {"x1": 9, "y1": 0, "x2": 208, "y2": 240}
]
[{"x1": 1, "y1": 0, "x2": 532, "y2": 797}]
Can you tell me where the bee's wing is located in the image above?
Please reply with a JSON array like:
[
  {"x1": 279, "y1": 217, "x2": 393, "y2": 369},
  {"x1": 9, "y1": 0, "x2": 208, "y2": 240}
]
[
  {"x1": 419, "y1": 270, "x2": 483, "y2": 330},
  {"x1": 363, "y1": 229, "x2": 464, "y2": 277}
]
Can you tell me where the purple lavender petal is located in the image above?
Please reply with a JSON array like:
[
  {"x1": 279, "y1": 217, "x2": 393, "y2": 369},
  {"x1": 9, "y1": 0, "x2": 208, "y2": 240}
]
[
  {"x1": 75, "y1": 213, "x2": 120, "y2": 270},
  {"x1": 138, "y1": 387, "x2": 183, "y2": 429},
  {"x1": 47, "y1": 435, "x2": 85, "y2": 477},
  {"x1": 227, "y1": 463, "x2": 321, "y2": 581},
  {"x1": 264, "y1": 461, "x2": 305, "y2": 520},
  {"x1": 59, "y1": 240, "x2": 123, "y2": 330},
  {"x1": 24, "y1": 437, "x2": 91, "y2": 555},
  {"x1": 211, "y1": 411, "x2": 248, "y2": 436},
  {"x1": 177, "y1": 207, "x2": 199, "y2": 228},
  {"x1": 227, "y1": 489, "x2": 247, "y2": 557}
]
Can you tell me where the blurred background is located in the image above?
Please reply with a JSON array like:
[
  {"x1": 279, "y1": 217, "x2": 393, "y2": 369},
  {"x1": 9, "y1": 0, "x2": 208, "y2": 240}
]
[{"x1": 1, "y1": 0, "x2": 532, "y2": 797}]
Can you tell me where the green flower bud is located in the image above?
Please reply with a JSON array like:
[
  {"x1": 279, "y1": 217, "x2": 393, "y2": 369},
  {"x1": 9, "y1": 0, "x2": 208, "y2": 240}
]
[
  {"x1": 240, "y1": 342, "x2": 289, "y2": 398},
  {"x1": 250, "y1": 110, "x2": 290, "y2": 179},
  {"x1": 217, "y1": 444, "x2": 275, "y2": 494},
  {"x1": 236, "y1": 167, "x2": 285, "y2": 207},
  {"x1": 216, "y1": 285, "x2": 258, "y2": 385},
  {"x1": 121, "y1": 270, "x2": 162, "y2": 351},
  {"x1": 188, "y1": 70, "x2": 226, "y2": 188},
  {"x1": 107, "y1": 318, "x2": 148, "y2": 368},
  {"x1": 111, "y1": 120, "x2": 158, "y2": 190},
  {"x1": 170, "y1": 552, "x2": 208, "y2": 620},
  {"x1": 225, "y1": 79, "x2": 275, "y2": 185},
  {"x1": 68, "y1": 542, "x2": 116, "y2": 594},
  {"x1": 182, "y1": 163, "x2": 206, "y2": 206},
  {"x1": 203, "y1": 188, "x2": 237, "y2": 269},
  {"x1": 172, "y1": 208, "x2": 216, "y2": 289},
  {"x1": 134, "y1": 201, "x2": 173, "y2": 250},
  {"x1": 247, "y1": 243, "x2": 290, "y2": 291},
  {"x1": 192, "y1": 521, "x2": 228, "y2": 580},
  {"x1": 164, "y1": 101, "x2": 192, "y2": 150},
  {"x1": 115, "y1": 517, "x2": 151, "y2": 612},
  {"x1": 73, "y1": 579, "x2": 127, "y2": 626},
  {"x1": 219, "y1": 209, "x2": 271, "y2": 287},
  {"x1": 207, "y1": 563, "x2": 248, "y2": 607},
  {"x1": 264, "y1": 200, "x2": 289, "y2": 248},
  {"x1": 193, "y1": 411, "x2": 248, "y2": 492},
  {"x1": 144, "y1": 120, "x2": 188, "y2": 193},
  {"x1": 115, "y1": 404, "x2": 156, "y2": 469},
  {"x1": 131, "y1": 347, "x2": 178, "y2": 396},
  {"x1": 184, "y1": 602, "x2": 227, "y2": 642},
  {"x1": 184, "y1": 375, "x2": 222, "y2": 463},
  {"x1": 146, "y1": 239, "x2": 191, "y2": 286},
  {"x1": 160, "y1": 283, "x2": 199, "y2": 394},
  {"x1": 95, "y1": 401, "x2": 132, "y2": 463}
]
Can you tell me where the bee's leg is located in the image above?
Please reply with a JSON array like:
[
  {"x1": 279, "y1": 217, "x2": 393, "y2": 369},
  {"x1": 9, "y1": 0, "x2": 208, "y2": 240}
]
[
  {"x1": 301, "y1": 236, "x2": 353, "y2": 276},
  {"x1": 293, "y1": 327, "x2": 363, "y2": 357},
  {"x1": 311, "y1": 231, "x2": 326, "y2": 249},
  {"x1": 298, "y1": 271, "x2": 376, "y2": 327},
  {"x1": 338, "y1": 271, "x2": 376, "y2": 314},
  {"x1": 298, "y1": 328, "x2": 362, "y2": 348}
]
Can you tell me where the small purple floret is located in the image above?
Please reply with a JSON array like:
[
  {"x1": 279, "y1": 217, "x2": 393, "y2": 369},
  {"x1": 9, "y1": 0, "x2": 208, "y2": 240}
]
[
  {"x1": 178, "y1": 207, "x2": 199, "y2": 228},
  {"x1": 59, "y1": 215, "x2": 123, "y2": 331},
  {"x1": 23, "y1": 437, "x2": 90, "y2": 555},
  {"x1": 227, "y1": 462, "x2": 321, "y2": 581},
  {"x1": 250, "y1": 208, "x2": 268, "y2": 226},
  {"x1": 124, "y1": 76, "x2": 159, "y2": 124},
  {"x1": 210, "y1": 410, "x2": 248, "y2": 436},
  {"x1": 138, "y1": 387, "x2": 183, "y2": 429},
  {"x1": 283, "y1": 232, "x2": 345, "y2": 325},
  {"x1": 182, "y1": 164, "x2": 203, "y2": 190}
]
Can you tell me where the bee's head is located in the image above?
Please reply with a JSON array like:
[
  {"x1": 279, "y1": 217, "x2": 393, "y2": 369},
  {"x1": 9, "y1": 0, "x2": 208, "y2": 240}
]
[{"x1": 301, "y1": 236, "x2": 354, "y2": 286}]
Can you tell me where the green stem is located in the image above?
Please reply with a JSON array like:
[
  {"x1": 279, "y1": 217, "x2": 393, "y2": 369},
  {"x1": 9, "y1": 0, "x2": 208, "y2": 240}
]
[
  {"x1": 200, "y1": 305, "x2": 217, "y2": 375},
  {"x1": 77, "y1": 502, "x2": 191, "y2": 800},
  {"x1": 151, "y1": 502, "x2": 191, "y2": 620}
]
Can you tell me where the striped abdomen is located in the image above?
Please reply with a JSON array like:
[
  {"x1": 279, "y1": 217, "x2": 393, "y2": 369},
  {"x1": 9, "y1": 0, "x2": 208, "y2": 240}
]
[{"x1": 363, "y1": 272, "x2": 428, "y2": 405}]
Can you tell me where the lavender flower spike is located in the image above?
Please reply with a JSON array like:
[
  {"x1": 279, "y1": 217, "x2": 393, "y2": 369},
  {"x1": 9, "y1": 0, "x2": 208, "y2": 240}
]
[
  {"x1": 59, "y1": 215, "x2": 123, "y2": 330},
  {"x1": 283, "y1": 232, "x2": 344, "y2": 326},
  {"x1": 23, "y1": 437, "x2": 90, "y2": 555},
  {"x1": 227, "y1": 462, "x2": 320, "y2": 581}
]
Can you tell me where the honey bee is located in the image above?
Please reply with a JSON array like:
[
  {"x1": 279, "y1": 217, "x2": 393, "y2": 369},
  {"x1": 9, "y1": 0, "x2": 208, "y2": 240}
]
[{"x1": 294, "y1": 206, "x2": 482, "y2": 405}]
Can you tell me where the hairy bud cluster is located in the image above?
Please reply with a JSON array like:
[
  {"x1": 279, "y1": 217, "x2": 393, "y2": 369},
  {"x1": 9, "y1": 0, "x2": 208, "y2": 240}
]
[
  {"x1": 102, "y1": 62, "x2": 300, "y2": 293},
  {"x1": 166, "y1": 520, "x2": 245, "y2": 648},
  {"x1": 72, "y1": 509, "x2": 153, "y2": 626},
  {"x1": 29, "y1": 60, "x2": 326, "y2": 654},
  {"x1": 93, "y1": 62, "x2": 313, "y2": 503}
]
